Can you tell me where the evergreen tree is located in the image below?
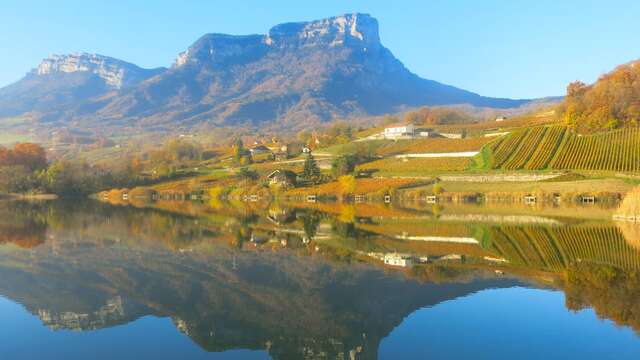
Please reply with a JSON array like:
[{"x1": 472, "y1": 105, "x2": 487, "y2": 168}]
[{"x1": 302, "y1": 153, "x2": 321, "y2": 183}]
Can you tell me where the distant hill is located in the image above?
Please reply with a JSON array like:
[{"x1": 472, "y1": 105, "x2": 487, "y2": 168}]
[{"x1": 0, "y1": 13, "x2": 531, "y2": 136}]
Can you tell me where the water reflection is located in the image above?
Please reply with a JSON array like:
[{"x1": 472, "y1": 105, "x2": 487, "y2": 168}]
[{"x1": 0, "y1": 199, "x2": 639, "y2": 359}]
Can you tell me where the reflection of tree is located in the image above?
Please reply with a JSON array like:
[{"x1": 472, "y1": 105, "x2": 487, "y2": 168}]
[
  {"x1": 617, "y1": 221, "x2": 640, "y2": 251},
  {"x1": 302, "y1": 210, "x2": 321, "y2": 240},
  {"x1": 332, "y1": 220, "x2": 357, "y2": 239},
  {"x1": 233, "y1": 227, "x2": 251, "y2": 249},
  {"x1": 410, "y1": 264, "x2": 478, "y2": 284},
  {"x1": 0, "y1": 202, "x2": 47, "y2": 249},
  {"x1": 564, "y1": 262, "x2": 640, "y2": 334}
]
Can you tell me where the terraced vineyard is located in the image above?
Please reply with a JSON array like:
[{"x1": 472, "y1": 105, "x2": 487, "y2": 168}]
[
  {"x1": 551, "y1": 128, "x2": 640, "y2": 171},
  {"x1": 487, "y1": 126, "x2": 640, "y2": 172}
]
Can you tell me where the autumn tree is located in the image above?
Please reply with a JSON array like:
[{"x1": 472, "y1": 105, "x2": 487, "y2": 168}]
[
  {"x1": 558, "y1": 61, "x2": 640, "y2": 132},
  {"x1": 0, "y1": 143, "x2": 47, "y2": 170}
]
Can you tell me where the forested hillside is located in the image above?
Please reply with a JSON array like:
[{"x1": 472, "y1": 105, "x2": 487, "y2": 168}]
[{"x1": 558, "y1": 60, "x2": 640, "y2": 132}]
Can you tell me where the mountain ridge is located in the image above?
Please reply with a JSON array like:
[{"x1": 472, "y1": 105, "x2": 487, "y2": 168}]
[{"x1": 0, "y1": 13, "x2": 530, "y2": 135}]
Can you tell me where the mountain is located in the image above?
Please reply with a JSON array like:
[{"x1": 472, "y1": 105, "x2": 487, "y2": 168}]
[
  {"x1": 0, "y1": 53, "x2": 164, "y2": 119},
  {"x1": 0, "y1": 13, "x2": 529, "y2": 134}
]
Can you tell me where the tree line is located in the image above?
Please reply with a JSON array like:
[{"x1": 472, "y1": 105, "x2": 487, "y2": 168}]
[
  {"x1": 0, "y1": 143, "x2": 166, "y2": 197},
  {"x1": 558, "y1": 60, "x2": 640, "y2": 133}
]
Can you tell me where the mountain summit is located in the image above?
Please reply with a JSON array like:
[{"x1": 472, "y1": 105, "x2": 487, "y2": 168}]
[{"x1": 0, "y1": 13, "x2": 528, "y2": 133}]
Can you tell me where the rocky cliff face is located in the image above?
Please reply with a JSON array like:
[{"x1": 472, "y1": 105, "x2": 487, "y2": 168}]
[
  {"x1": 35, "y1": 53, "x2": 163, "y2": 89},
  {"x1": 0, "y1": 53, "x2": 163, "y2": 118},
  {"x1": 0, "y1": 13, "x2": 528, "y2": 133}
]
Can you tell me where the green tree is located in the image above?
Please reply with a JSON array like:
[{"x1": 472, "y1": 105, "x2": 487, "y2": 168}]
[
  {"x1": 331, "y1": 155, "x2": 357, "y2": 177},
  {"x1": 302, "y1": 153, "x2": 322, "y2": 183}
]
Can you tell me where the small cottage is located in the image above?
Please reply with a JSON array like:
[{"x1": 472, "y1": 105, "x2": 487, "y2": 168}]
[
  {"x1": 249, "y1": 145, "x2": 271, "y2": 154},
  {"x1": 266, "y1": 170, "x2": 297, "y2": 188}
]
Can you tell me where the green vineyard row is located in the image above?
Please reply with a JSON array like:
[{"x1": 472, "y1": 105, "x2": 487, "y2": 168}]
[{"x1": 487, "y1": 126, "x2": 640, "y2": 172}]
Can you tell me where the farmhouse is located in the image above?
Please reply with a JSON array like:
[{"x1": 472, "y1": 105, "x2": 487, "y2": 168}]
[
  {"x1": 384, "y1": 123, "x2": 415, "y2": 139},
  {"x1": 249, "y1": 145, "x2": 271, "y2": 154}
]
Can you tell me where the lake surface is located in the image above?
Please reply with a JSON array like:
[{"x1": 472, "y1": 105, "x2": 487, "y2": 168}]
[{"x1": 0, "y1": 199, "x2": 639, "y2": 359}]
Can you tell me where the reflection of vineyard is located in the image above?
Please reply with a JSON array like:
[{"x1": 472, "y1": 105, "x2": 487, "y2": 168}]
[{"x1": 487, "y1": 224, "x2": 640, "y2": 271}]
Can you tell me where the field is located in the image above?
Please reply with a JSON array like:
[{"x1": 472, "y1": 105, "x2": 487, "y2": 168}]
[
  {"x1": 434, "y1": 113, "x2": 559, "y2": 133},
  {"x1": 487, "y1": 126, "x2": 640, "y2": 172},
  {"x1": 374, "y1": 137, "x2": 492, "y2": 156},
  {"x1": 321, "y1": 137, "x2": 491, "y2": 157},
  {"x1": 358, "y1": 157, "x2": 471, "y2": 174}
]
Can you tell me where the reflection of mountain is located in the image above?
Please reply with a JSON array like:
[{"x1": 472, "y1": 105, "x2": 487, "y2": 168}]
[
  {"x1": 2, "y1": 200, "x2": 640, "y2": 356},
  {"x1": 37, "y1": 296, "x2": 132, "y2": 331},
  {"x1": 0, "y1": 230, "x2": 513, "y2": 359}
]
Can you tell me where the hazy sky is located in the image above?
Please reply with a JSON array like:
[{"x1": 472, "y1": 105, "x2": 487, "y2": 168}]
[{"x1": 1, "y1": 0, "x2": 638, "y2": 99}]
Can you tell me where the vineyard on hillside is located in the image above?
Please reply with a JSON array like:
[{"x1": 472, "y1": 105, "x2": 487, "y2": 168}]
[{"x1": 486, "y1": 126, "x2": 640, "y2": 172}]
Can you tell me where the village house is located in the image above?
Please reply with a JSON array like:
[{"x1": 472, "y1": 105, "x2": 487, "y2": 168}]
[
  {"x1": 383, "y1": 123, "x2": 415, "y2": 139},
  {"x1": 249, "y1": 145, "x2": 271, "y2": 155},
  {"x1": 266, "y1": 169, "x2": 297, "y2": 188},
  {"x1": 495, "y1": 116, "x2": 507, "y2": 122}
]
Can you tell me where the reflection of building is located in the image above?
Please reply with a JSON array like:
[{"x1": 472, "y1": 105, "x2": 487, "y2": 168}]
[{"x1": 383, "y1": 253, "x2": 414, "y2": 267}]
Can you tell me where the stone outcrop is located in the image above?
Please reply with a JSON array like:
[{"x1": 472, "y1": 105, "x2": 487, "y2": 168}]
[{"x1": 35, "y1": 53, "x2": 163, "y2": 89}]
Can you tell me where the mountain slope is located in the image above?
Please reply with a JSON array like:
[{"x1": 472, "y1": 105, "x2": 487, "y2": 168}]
[{"x1": 0, "y1": 13, "x2": 529, "y2": 133}]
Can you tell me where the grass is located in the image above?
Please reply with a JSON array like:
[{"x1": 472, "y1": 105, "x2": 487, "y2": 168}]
[
  {"x1": 319, "y1": 137, "x2": 490, "y2": 157},
  {"x1": 358, "y1": 157, "x2": 472, "y2": 175},
  {"x1": 374, "y1": 137, "x2": 491, "y2": 156}
]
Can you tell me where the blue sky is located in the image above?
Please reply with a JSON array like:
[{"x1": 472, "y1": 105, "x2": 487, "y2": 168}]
[{"x1": 0, "y1": 0, "x2": 638, "y2": 99}]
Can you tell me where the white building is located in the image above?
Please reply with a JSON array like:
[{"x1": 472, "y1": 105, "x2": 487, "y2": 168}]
[{"x1": 384, "y1": 123, "x2": 415, "y2": 139}]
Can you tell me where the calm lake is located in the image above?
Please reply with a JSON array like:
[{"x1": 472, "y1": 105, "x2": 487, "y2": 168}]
[{"x1": 0, "y1": 199, "x2": 639, "y2": 359}]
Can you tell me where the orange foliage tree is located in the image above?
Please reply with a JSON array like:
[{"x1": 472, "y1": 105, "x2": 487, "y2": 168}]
[
  {"x1": 558, "y1": 61, "x2": 640, "y2": 133},
  {"x1": 0, "y1": 143, "x2": 47, "y2": 170}
]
